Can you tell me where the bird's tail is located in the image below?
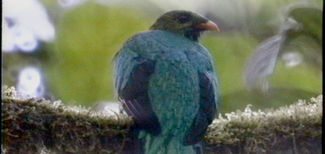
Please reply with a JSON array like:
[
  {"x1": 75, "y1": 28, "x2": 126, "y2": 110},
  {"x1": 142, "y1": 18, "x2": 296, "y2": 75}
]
[{"x1": 139, "y1": 131, "x2": 202, "y2": 154}]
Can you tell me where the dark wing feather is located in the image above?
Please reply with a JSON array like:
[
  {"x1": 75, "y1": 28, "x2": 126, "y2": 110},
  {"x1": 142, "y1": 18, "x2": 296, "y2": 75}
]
[
  {"x1": 183, "y1": 72, "x2": 217, "y2": 145},
  {"x1": 118, "y1": 58, "x2": 161, "y2": 135}
]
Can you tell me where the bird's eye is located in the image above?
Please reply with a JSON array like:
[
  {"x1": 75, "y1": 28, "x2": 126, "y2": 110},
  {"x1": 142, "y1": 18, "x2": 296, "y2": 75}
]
[{"x1": 176, "y1": 15, "x2": 190, "y2": 23}]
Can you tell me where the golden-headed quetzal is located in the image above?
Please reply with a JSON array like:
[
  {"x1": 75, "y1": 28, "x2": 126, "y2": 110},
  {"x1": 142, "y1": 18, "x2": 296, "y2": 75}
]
[{"x1": 114, "y1": 10, "x2": 219, "y2": 154}]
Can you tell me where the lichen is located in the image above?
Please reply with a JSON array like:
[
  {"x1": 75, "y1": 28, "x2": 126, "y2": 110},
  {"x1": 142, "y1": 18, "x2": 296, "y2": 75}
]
[{"x1": 2, "y1": 86, "x2": 322, "y2": 154}]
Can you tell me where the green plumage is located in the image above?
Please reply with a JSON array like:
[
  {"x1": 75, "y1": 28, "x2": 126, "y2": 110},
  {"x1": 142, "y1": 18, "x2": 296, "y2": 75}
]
[{"x1": 114, "y1": 11, "x2": 219, "y2": 154}]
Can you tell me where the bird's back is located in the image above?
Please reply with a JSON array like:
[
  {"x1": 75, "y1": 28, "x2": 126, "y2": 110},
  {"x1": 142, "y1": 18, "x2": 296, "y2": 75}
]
[{"x1": 115, "y1": 30, "x2": 218, "y2": 154}]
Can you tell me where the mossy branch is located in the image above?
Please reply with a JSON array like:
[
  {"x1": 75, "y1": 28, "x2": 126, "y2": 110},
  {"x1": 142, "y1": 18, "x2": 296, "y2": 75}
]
[{"x1": 2, "y1": 86, "x2": 322, "y2": 154}]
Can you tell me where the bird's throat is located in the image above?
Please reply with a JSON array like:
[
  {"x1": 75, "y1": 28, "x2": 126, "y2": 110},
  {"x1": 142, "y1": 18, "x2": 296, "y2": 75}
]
[{"x1": 183, "y1": 30, "x2": 201, "y2": 42}]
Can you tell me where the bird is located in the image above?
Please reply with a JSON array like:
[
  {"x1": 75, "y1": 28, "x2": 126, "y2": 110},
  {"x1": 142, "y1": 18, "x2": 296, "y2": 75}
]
[{"x1": 114, "y1": 10, "x2": 220, "y2": 154}]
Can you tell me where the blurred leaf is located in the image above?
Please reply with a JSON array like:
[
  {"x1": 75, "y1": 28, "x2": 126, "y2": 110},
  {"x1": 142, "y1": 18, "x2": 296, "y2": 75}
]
[
  {"x1": 244, "y1": 3, "x2": 322, "y2": 90},
  {"x1": 245, "y1": 35, "x2": 284, "y2": 90},
  {"x1": 203, "y1": 33, "x2": 321, "y2": 113},
  {"x1": 287, "y1": 5, "x2": 323, "y2": 42}
]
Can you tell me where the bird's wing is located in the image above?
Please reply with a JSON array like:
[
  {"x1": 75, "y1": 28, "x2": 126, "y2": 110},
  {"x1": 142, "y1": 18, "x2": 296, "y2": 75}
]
[
  {"x1": 114, "y1": 48, "x2": 161, "y2": 135},
  {"x1": 183, "y1": 71, "x2": 218, "y2": 145}
]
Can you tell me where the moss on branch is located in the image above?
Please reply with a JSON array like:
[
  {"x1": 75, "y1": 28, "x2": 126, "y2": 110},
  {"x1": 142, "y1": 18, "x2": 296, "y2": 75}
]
[{"x1": 2, "y1": 86, "x2": 322, "y2": 154}]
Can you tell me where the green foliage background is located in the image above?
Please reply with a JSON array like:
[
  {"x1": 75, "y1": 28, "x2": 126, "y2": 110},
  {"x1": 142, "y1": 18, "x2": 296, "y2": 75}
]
[
  {"x1": 47, "y1": 4, "x2": 151, "y2": 105},
  {"x1": 21, "y1": 0, "x2": 322, "y2": 113}
]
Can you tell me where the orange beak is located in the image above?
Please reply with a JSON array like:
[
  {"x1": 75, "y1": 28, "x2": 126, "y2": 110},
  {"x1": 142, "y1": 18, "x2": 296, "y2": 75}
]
[{"x1": 196, "y1": 20, "x2": 220, "y2": 31}]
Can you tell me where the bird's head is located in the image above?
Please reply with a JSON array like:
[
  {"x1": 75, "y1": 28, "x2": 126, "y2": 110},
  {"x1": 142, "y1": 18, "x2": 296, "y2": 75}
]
[{"x1": 150, "y1": 10, "x2": 219, "y2": 41}]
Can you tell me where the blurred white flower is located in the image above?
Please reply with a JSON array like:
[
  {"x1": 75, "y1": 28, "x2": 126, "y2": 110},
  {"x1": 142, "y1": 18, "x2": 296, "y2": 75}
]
[
  {"x1": 17, "y1": 67, "x2": 45, "y2": 98},
  {"x1": 2, "y1": 0, "x2": 55, "y2": 52},
  {"x1": 281, "y1": 52, "x2": 303, "y2": 68},
  {"x1": 58, "y1": 0, "x2": 88, "y2": 8},
  {"x1": 12, "y1": 25, "x2": 38, "y2": 52}
]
